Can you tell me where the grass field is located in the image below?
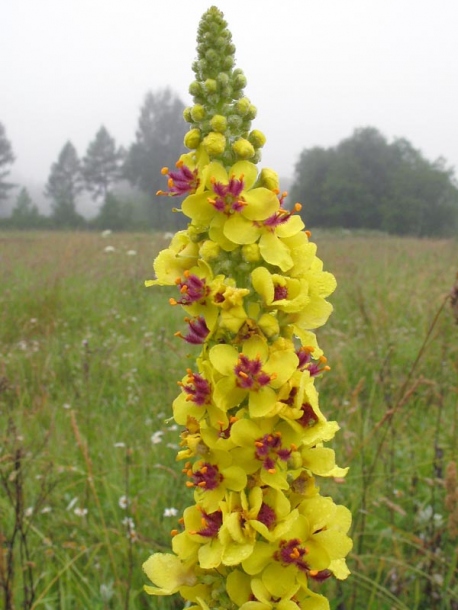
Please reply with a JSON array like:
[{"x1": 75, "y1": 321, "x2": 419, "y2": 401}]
[{"x1": 1, "y1": 230, "x2": 457, "y2": 609}]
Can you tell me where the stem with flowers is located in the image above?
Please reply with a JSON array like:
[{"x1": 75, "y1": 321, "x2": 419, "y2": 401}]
[{"x1": 143, "y1": 7, "x2": 352, "y2": 609}]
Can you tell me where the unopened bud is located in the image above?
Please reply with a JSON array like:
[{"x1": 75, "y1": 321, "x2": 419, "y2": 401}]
[
  {"x1": 247, "y1": 104, "x2": 257, "y2": 119},
  {"x1": 242, "y1": 243, "x2": 261, "y2": 262},
  {"x1": 183, "y1": 107, "x2": 193, "y2": 123},
  {"x1": 233, "y1": 71, "x2": 247, "y2": 90},
  {"x1": 190, "y1": 104, "x2": 206, "y2": 121},
  {"x1": 199, "y1": 240, "x2": 220, "y2": 261},
  {"x1": 204, "y1": 78, "x2": 218, "y2": 93},
  {"x1": 217, "y1": 72, "x2": 229, "y2": 87},
  {"x1": 189, "y1": 81, "x2": 202, "y2": 97},
  {"x1": 210, "y1": 114, "x2": 227, "y2": 133},
  {"x1": 184, "y1": 128, "x2": 201, "y2": 150},
  {"x1": 249, "y1": 129, "x2": 267, "y2": 148},
  {"x1": 258, "y1": 168, "x2": 279, "y2": 191},
  {"x1": 235, "y1": 97, "x2": 251, "y2": 116},
  {"x1": 203, "y1": 132, "x2": 226, "y2": 156},
  {"x1": 232, "y1": 138, "x2": 255, "y2": 160}
]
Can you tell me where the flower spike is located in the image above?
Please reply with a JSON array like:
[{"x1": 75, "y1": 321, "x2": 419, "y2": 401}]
[{"x1": 143, "y1": 7, "x2": 351, "y2": 609}]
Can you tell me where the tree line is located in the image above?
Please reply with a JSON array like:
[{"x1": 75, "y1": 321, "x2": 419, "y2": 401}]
[
  {"x1": 1, "y1": 110, "x2": 458, "y2": 235},
  {"x1": 0, "y1": 88, "x2": 187, "y2": 231},
  {"x1": 290, "y1": 127, "x2": 458, "y2": 237}
]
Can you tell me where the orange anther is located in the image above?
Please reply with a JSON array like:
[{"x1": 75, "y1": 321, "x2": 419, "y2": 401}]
[
  {"x1": 294, "y1": 202, "x2": 302, "y2": 212},
  {"x1": 186, "y1": 481, "x2": 194, "y2": 488},
  {"x1": 305, "y1": 230, "x2": 312, "y2": 237},
  {"x1": 198, "y1": 481, "x2": 207, "y2": 488},
  {"x1": 267, "y1": 468, "x2": 277, "y2": 474},
  {"x1": 170, "y1": 529, "x2": 179, "y2": 536},
  {"x1": 161, "y1": 167, "x2": 169, "y2": 175}
]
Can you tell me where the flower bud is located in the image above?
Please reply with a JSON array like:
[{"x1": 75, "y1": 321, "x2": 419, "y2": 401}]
[
  {"x1": 233, "y1": 71, "x2": 247, "y2": 90},
  {"x1": 183, "y1": 107, "x2": 193, "y2": 123},
  {"x1": 227, "y1": 114, "x2": 243, "y2": 130},
  {"x1": 249, "y1": 129, "x2": 267, "y2": 148},
  {"x1": 204, "y1": 78, "x2": 218, "y2": 93},
  {"x1": 232, "y1": 138, "x2": 255, "y2": 160},
  {"x1": 258, "y1": 168, "x2": 279, "y2": 191},
  {"x1": 235, "y1": 97, "x2": 251, "y2": 116},
  {"x1": 184, "y1": 128, "x2": 201, "y2": 150},
  {"x1": 190, "y1": 104, "x2": 205, "y2": 121},
  {"x1": 247, "y1": 104, "x2": 257, "y2": 119},
  {"x1": 223, "y1": 55, "x2": 234, "y2": 70},
  {"x1": 242, "y1": 243, "x2": 261, "y2": 262},
  {"x1": 203, "y1": 132, "x2": 226, "y2": 156},
  {"x1": 210, "y1": 114, "x2": 227, "y2": 133},
  {"x1": 205, "y1": 49, "x2": 218, "y2": 63},
  {"x1": 199, "y1": 240, "x2": 221, "y2": 261},
  {"x1": 217, "y1": 72, "x2": 229, "y2": 87},
  {"x1": 189, "y1": 81, "x2": 201, "y2": 97}
]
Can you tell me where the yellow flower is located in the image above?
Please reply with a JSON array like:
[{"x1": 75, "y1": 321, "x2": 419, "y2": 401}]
[
  {"x1": 184, "y1": 451, "x2": 247, "y2": 513},
  {"x1": 182, "y1": 161, "x2": 279, "y2": 239},
  {"x1": 142, "y1": 553, "x2": 196, "y2": 595},
  {"x1": 145, "y1": 231, "x2": 199, "y2": 287},
  {"x1": 251, "y1": 267, "x2": 310, "y2": 313},
  {"x1": 209, "y1": 336, "x2": 298, "y2": 417}
]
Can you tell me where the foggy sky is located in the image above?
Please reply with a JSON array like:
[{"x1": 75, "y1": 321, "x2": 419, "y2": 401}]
[{"x1": 3, "y1": 0, "x2": 458, "y2": 192}]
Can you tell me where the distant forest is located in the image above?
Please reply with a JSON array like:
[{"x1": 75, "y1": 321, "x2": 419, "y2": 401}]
[{"x1": 1, "y1": 93, "x2": 458, "y2": 236}]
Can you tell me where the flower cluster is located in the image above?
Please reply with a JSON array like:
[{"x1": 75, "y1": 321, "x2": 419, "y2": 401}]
[{"x1": 143, "y1": 7, "x2": 352, "y2": 609}]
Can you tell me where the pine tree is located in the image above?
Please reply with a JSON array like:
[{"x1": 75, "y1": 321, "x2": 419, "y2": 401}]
[
  {"x1": 82, "y1": 126, "x2": 125, "y2": 200},
  {"x1": 124, "y1": 88, "x2": 187, "y2": 229},
  {"x1": 11, "y1": 187, "x2": 41, "y2": 227},
  {"x1": 45, "y1": 141, "x2": 84, "y2": 228}
]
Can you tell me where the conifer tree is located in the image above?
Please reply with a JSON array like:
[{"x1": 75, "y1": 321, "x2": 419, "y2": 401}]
[
  {"x1": 82, "y1": 126, "x2": 125, "y2": 200},
  {"x1": 45, "y1": 141, "x2": 84, "y2": 227}
]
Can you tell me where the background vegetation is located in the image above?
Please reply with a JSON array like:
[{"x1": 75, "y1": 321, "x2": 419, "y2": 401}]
[
  {"x1": 2, "y1": 108, "x2": 458, "y2": 236},
  {"x1": 1, "y1": 230, "x2": 457, "y2": 609}
]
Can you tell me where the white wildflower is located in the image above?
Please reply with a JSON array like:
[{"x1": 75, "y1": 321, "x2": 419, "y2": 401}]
[
  {"x1": 74, "y1": 507, "x2": 88, "y2": 517},
  {"x1": 118, "y1": 495, "x2": 129, "y2": 510},
  {"x1": 151, "y1": 431, "x2": 164, "y2": 445},
  {"x1": 163, "y1": 507, "x2": 178, "y2": 517}
]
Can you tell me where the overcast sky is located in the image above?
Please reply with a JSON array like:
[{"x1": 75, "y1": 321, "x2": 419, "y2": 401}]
[{"x1": 3, "y1": 0, "x2": 458, "y2": 189}]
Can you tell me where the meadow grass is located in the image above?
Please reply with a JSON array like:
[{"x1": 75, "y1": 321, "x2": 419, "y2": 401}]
[{"x1": 0, "y1": 230, "x2": 457, "y2": 609}]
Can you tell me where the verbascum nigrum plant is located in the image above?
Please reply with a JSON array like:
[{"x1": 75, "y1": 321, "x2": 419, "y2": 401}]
[{"x1": 143, "y1": 7, "x2": 352, "y2": 609}]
